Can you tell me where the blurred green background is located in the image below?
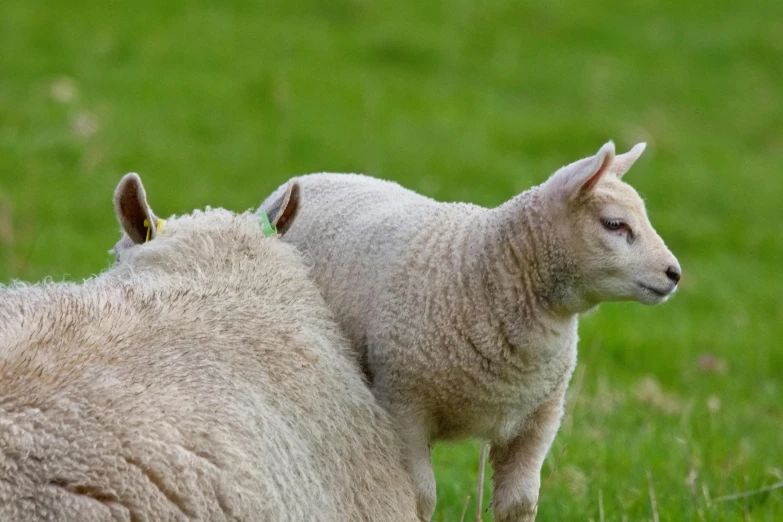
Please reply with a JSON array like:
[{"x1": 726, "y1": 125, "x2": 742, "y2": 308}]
[{"x1": 1, "y1": 0, "x2": 781, "y2": 520}]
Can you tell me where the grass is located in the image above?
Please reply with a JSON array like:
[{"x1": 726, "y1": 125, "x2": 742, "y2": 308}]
[{"x1": 1, "y1": 0, "x2": 781, "y2": 520}]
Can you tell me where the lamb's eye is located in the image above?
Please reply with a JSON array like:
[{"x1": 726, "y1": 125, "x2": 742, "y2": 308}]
[{"x1": 602, "y1": 219, "x2": 624, "y2": 231}]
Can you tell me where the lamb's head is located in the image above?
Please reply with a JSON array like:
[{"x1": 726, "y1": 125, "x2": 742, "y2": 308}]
[
  {"x1": 110, "y1": 173, "x2": 300, "y2": 263},
  {"x1": 541, "y1": 141, "x2": 680, "y2": 310}
]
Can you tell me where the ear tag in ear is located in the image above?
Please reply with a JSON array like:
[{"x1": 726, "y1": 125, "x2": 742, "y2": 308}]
[
  {"x1": 259, "y1": 211, "x2": 277, "y2": 237},
  {"x1": 143, "y1": 218, "x2": 165, "y2": 243}
]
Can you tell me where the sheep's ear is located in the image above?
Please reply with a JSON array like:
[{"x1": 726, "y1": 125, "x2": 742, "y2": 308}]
[
  {"x1": 610, "y1": 142, "x2": 646, "y2": 179},
  {"x1": 265, "y1": 181, "x2": 300, "y2": 236},
  {"x1": 545, "y1": 141, "x2": 616, "y2": 200},
  {"x1": 114, "y1": 173, "x2": 158, "y2": 244}
]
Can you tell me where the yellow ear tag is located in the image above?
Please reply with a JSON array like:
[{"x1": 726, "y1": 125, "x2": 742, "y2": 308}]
[{"x1": 143, "y1": 218, "x2": 165, "y2": 243}]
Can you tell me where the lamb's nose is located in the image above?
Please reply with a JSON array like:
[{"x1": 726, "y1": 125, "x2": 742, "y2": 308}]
[{"x1": 666, "y1": 266, "x2": 681, "y2": 284}]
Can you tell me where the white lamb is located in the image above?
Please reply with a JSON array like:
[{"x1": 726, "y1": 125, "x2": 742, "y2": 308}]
[
  {"x1": 261, "y1": 141, "x2": 681, "y2": 521},
  {"x1": 0, "y1": 173, "x2": 418, "y2": 522}
]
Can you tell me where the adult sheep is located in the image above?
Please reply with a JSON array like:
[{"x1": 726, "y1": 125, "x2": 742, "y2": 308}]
[
  {"x1": 0, "y1": 174, "x2": 418, "y2": 522},
  {"x1": 261, "y1": 141, "x2": 681, "y2": 521}
]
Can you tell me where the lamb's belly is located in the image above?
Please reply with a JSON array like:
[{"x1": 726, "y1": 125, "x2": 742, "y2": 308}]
[
  {"x1": 472, "y1": 404, "x2": 536, "y2": 443},
  {"x1": 435, "y1": 393, "x2": 544, "y2": 444},
  {"x1": 433, "y1": 359, "x2": 574, "y2": 443}
]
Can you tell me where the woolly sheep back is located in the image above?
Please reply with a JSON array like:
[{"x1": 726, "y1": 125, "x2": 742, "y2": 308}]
[{"x1": 0, "y1": 176, "x2": 418, "y2": 522}]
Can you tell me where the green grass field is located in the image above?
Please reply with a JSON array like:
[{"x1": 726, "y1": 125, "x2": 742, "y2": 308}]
[{"x1": 1, "y1": 0, "x2": 781, "y2": 520}]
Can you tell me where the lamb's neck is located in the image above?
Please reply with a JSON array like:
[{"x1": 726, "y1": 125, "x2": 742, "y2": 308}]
[{"x1": 467, "y1": 188, "x2": 580, "y2": 354}]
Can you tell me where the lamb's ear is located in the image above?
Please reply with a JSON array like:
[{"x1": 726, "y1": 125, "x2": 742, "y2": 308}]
[
  {"x1": 545, "y1": 141, "x2": 616, "y2": 200},
  {"x1": 265, "y1": 181, "x2": 300, "y2": 236},
  {"x1": 610, "y1": 142, "x2": 646, "y2": 179},
  {"x1": 113, "y1": 173, "x2": 158, "y2": 244}
]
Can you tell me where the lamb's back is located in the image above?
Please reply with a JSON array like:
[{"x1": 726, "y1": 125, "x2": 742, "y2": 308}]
[{"x1": 265, "y1": 173, "x2": 442, "y2": 350}]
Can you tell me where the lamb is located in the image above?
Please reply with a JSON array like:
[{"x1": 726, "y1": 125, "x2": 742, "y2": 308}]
[
  {"x1": 0, "y1": 173, "x2": 418, "y2": 522},
  {"x1": 260, "y1": 140, "x2": 681, "y2": 521}
]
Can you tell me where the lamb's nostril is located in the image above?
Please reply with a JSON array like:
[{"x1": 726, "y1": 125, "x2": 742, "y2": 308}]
[{"x1": 666, "y1": 266, "x2": 681, "y2": 284}]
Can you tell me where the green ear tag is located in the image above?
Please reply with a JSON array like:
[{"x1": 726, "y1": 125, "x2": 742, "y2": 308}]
[{"x1": 259, "y1": 211, "x2": 277, "y2": 236}]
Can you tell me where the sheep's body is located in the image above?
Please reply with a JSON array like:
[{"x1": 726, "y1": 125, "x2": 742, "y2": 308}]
[
  {"x1": 262, "y1": 142, "x2": 680, "y2": 521},
  {"x1": 0, "y1": 206, "x2": 418, "y2": 522},
  {"x1": 266, "y1": 174, "x2": 576, "y2": 441}
]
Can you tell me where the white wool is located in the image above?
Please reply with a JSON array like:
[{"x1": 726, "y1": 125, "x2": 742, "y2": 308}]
[
  {"x1": 261, "y1": 141, "x2": 680, "y2": 521},
  {"x1": 0, "y1": 182, "x2": 418, "y2": 522}
]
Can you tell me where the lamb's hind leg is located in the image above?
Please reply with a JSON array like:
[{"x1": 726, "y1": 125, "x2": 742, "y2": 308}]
[{"x1": 490, "y1": 393, "x2": 566, "y2": 522}]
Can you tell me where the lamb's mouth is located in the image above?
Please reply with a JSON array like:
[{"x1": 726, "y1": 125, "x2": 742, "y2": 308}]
[{"x1": 638, "y1": 283, "x2": 669, "y2": 298}]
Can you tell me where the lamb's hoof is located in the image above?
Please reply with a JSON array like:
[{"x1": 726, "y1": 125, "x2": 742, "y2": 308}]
[{"x1": 496, "y1": 503, "x2": 538, "y2": 522}]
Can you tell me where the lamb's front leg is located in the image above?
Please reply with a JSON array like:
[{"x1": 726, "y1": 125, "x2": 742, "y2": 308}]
[
  {"x1": 397, "y1": 417, "x2": 437, "y2": 521},
  {"x1": 490, "y1": 393, "x2": 566, "y2": 522}
]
